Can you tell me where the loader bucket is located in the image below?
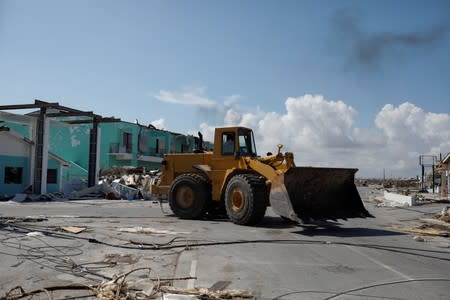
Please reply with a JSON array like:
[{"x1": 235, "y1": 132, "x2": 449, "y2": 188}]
[{"x1": 269, "y1": 167, "x2": 372, "y2": 222}]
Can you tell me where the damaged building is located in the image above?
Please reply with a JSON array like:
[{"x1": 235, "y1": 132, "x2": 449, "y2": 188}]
[
  {"x1": 0, "y1": 127, "x2": 70, "y2": 195},
  {"x1": 0, "y1": 100, "x2": 205, "y2": 197},
  {"x1": 437, "y1": 152, "x2": 450, "y2": 199}
]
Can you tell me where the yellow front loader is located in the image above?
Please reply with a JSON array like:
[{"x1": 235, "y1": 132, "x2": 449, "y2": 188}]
[{"x1": 152, "y1": 126, "x2": 371, "y2": 225}]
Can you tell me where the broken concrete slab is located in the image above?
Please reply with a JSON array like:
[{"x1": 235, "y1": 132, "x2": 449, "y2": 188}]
[{"x1": 383, "y1": 191, "x2": 416, "y2": 206}]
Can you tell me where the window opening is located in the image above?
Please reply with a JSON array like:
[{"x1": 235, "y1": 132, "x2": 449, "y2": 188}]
[
  {"x1": 4, "y1": 167, "x2": 23, "y2": 184},
  {"x1": 47, "y1": 169, "x2": 57, "y2": 184}
]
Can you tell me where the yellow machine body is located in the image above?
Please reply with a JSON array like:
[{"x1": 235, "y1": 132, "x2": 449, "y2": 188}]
[{"x1": 153, "y1": 126, "x2": 371, "y2": 225}]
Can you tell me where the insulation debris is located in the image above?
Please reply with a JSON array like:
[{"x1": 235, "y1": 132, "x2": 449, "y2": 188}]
[{"x1": 26, "y1": 231, "x2": 45, "y2": 237}]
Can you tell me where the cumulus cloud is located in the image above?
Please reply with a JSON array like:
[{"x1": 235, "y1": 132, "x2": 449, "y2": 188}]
[
  {"x1": 150, "y1": 86, "x2": 449, "y2": 177},
  {"x1": 151, "y1": 118, "x2": 165, "y2": 130},
  {"x1": 194, "y1": 94, "x2": 450, "y2": 178},
  {"x1": 224, "y1": 94, "x2": 242, "y2": 106}
]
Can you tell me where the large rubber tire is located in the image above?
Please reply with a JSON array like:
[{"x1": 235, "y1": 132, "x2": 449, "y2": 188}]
[
  {"x1": 168, "y1": 173, "x2": 210, "y2": 219},
  {"x1": 225, "y1": 174, "x2": 268, "y2": 225}
]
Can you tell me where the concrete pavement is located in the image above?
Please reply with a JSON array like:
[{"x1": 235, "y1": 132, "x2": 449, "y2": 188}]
[{"x1": 0, "y1": 187, "x2": 449, "y2": 299}]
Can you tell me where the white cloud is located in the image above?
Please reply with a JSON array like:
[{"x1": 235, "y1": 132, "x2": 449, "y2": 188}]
[
  {"x1": 149, "y1": 86, "x2": 449, "y2": 177},
  {"x1": 193, "y1": 94, "x2": 450, "y2": 178},
  {"x1": 151, "y1": 118, "x2": 165, "y2": 129},
  {"x1": 224, "y1": 94, "x2": 242, "y2": 106},
  {"x1": 152, "y1": 86, "x2": 218, "y2": 109}
]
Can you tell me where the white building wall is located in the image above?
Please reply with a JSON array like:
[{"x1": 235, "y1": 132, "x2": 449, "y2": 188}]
[{"x1": 0, "y1": 133, "x2": 30, "y2": 157}]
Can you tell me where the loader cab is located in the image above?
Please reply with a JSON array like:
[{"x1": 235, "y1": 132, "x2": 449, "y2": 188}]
[{"x1": 215, "y1": 127, "x2": 257, "y2": 158}]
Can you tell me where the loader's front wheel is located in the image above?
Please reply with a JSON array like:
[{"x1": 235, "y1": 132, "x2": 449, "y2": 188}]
[
  {"x1": 169, "y1": 173, "x2": 210, "y2": 219},
  {"x1": 225, "y1": 174, "x2": 268, "y2": 225}
]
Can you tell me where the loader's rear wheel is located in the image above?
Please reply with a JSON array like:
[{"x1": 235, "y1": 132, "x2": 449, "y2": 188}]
[
  {"x1": 169, "y1": 173, "x2": 210, "y2": 219},
  {"x1": 225, "y1": 174, "x2": 268, "y2": 225}
]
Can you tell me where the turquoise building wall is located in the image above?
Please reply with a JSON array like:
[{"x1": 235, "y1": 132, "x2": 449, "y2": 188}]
[
  {"x1": 0, "y1": 155, "x2": 30, "y2": 196},
  {"x1": 49, "y1": 121, "x2": 91, "y2": 180},
  {"x1": 0, "y1": 154, "x2": 63, "y2": 196},
  {"x1": 2, "y1": 114, "x2": 200, "y2": 185}
]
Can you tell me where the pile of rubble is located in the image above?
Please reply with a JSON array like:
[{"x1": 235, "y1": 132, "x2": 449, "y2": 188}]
[
  {"x1": 5, "y1": 168, "x2": 162, "y2": 202},
  {"x1": 69, "y1": 170, "x2": 162, "y2": 201},
  {"x1": 435, "y1": 206, "x2": 450, "y2": 223}
]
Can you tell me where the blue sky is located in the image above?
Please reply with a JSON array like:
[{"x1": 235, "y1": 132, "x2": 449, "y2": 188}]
[{"x1": 1, "y1": 0, "x2": 450, "y2": 178}]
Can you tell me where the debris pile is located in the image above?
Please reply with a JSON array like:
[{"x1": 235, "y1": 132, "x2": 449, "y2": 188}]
[
  {"x1": 387, "y1": 223, "x2": 450, "y2": 237},
  {"x1": 160, "y1": 286, "x2": 253, "y2": 299},
  {"x1": 435, "y1": 206, "x2": 450, "y2": 223},
  {"x1": 5, "y1": 168, "x2": 162, "y2": 202},
  {"x1": 101, "y1": 170, "x2": 162, "y2": 201},
  {"x1": 1, "y1": 267, "x2": 252, "y2": 300}
]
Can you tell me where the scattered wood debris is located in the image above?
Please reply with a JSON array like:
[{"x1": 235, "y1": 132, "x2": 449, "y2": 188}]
[
  {"x1": 387, "y1": 224, "x2": 449, "y2": 237},
  {"x1": 160, "y1": 286, "x2": 253, "y2": 299}
]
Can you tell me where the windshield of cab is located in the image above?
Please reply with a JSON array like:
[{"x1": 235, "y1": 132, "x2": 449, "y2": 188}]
[{"x1": 238, "y1": 129, "x2": 257, "y2": 157}]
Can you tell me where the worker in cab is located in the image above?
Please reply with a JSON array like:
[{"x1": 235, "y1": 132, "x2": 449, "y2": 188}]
[{"x1": 222, "y1": 133, "x2": 235, "y2": 154}]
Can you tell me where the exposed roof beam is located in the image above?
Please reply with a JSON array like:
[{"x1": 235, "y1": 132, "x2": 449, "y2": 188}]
[
  {"x1": 0, "y1": 103, "x2": 40, "y2": 110},
  {"x1": 2, "y1": 100, "x2": 120, "y2": 124},
  {"x1": 46, "y1": 111, "x2": 95, "y2": 118},
  {"x1": 64, "y1": 117, "x2": 120, "y2": 124},
  {"x1": 99, "y1": 117, "x2": 121, "y2": 123},
  {"x1": 34, "y1": 99, "x2": 59, "y2": 107},
  {"x1": 35, "y1": 99, "x2": 88, "y2": 114}
]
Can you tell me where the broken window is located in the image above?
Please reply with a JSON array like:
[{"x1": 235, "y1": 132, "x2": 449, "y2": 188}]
[
  {"x1": 123, "y1": 132, "x2": 132, "y2": 153},
  {"x1": 47, "y1": 169, "x2": 57, "y2": 184},
  {"x1": 4, "y1": 167, "x2": 23, "y2": 184}
]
